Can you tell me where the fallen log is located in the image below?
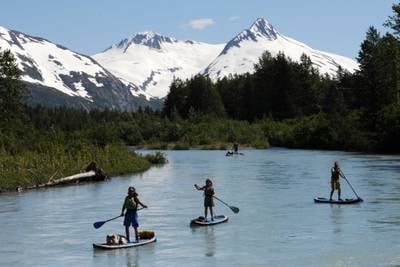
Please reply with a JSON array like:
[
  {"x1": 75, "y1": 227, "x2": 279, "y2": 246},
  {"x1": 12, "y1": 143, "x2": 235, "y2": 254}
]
[{"x1": 16, "y1": 162, "x2": 109, "y2": 192}]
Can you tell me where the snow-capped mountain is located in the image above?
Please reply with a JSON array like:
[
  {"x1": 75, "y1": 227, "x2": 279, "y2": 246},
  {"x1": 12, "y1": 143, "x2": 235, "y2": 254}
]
[
  {"x1": 93, "y1": 32, "x2": 224, "y2": 98},
  {"x1": 0, "y1": 19, "x2": 359, "y2": 110},
  {"x1": 203, "y1": 18, "x2": 359, "y2": 80},
  {"x1": 0, "y1": 26, "x2": 158, "y2": 110}
]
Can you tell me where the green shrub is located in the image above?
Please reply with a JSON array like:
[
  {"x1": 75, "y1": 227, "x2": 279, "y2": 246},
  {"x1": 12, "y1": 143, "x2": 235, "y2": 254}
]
[{"x1": 144, "y1": 151, "x2": 167, "y2": 164}]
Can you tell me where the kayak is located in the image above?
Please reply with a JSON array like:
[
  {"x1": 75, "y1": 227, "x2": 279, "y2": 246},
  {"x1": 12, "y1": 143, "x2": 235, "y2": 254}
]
[
  {"x1": 190, "y1": 215, "x2": 228, "y2": 226},
  {"x1": 93, "y1": 236, "x2": 156, "y2": 250},
  {"x1": 314, "y1": 197, "x2": 363, "y2": 204},
  {"x1": 225, "y1": 152, "x2": 244, "y2": 156}
]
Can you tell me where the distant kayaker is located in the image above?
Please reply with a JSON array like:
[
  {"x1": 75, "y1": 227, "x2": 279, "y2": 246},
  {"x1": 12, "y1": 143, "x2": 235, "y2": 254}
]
[
  {"x1": 233, "y1": 142, "x2": 239, "y2": 153},
  {"x1": 330, "y1": 162, "x2": 345, "y2": 201},
  {"x1": 121, "y1": 186, "x2": 147, "y2": 242},
  {"x1": 194, "y1": 178, "x2": 215, "y2": 222}
]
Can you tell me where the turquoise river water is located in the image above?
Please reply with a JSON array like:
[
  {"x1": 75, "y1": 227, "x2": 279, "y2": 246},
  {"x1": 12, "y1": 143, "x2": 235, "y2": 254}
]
[{"x1": 0, "y1": 148, "x2": 400, "y2": 266}]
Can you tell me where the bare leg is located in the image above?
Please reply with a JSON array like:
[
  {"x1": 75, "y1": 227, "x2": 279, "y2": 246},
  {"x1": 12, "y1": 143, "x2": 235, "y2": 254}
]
[
  {"x1": 204, "y1": 207, "x2": 208, "y2": 221},
  {"x1": 133, "y1": 226, "x2": 139, "y2": 242},
  {"x1": 330, "y1": 190, "x2": 334, "y2": 201},
  {"x1": 125, "y1": 226, "x2": 130, "y2": 242},
  {"x1": 210, "y1": 207, "x2": 214, "y2": 221},
  {"x1": 338, "y1": 189, "x2": 342, "y2": 200}
]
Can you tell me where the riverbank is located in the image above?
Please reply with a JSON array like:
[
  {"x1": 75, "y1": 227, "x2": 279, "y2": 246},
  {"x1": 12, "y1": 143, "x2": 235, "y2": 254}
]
[
  {"x1": 137, "y1": 142, "x2": 267, "y2": 150},
  {"x1": 0, "y1": 144, "x2": 166, "y2": 192}
]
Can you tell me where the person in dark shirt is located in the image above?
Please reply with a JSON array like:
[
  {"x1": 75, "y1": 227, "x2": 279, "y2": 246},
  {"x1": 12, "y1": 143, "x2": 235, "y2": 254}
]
[
  {"x1": 233, "y1": 142, "x2": 239, "y2": 153},
  {"x1": 195, "y1": 178, "x2": 215, "y2": 221}
]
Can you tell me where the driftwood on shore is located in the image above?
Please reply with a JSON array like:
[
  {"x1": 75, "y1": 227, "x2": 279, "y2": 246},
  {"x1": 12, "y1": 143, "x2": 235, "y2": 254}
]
[{"x1": 16, "y1": 162, "x2": 109, "y2": 192}]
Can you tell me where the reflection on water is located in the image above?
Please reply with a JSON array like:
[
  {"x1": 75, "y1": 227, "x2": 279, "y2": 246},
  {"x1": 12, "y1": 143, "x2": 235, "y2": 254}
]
[
  {"x1": 204, "y1": 227, "x2": 216, "y2": 257},
  {"x1": 92, "y1": 240, "x2": 158, "y2": 267},
  {"x1": 1, "y1": 149, "x2": 400, "y2": 267},
  {"x1": 330, "y1": 205, "x2": 343, "y2": 234},
  {"x1": 126, "y1": 250, "x2": 139, "y2": 267},
  {"x1": 93, "y1": 248, "x2": 139, "y2": 267},
  {"x1": 191, "y1": 226, "x2": 216, "y2": 257}
]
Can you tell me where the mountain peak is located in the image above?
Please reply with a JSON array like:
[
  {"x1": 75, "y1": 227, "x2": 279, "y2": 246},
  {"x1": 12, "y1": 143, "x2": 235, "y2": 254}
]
[
  {"x1": 219, "y1": 18, "x2": 279, "y2": 55},
  {"x1": 136, "y1": 31, "x2": 158, "y2": 37},
  {"x1": 112, "y1": 31, "x2": 177, "y2": 52},
  {"x1": 132, "y1": 31, "x2": 169, "y2": 41},
  {"x1": 249, "y1": 18, "x2": 278, "y2": 39}
]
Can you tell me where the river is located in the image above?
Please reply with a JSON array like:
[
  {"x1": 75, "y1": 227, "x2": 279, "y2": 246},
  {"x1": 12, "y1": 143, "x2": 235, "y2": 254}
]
[{"x1": 0, "y1": 148, "x2": 399, "y2": 267}]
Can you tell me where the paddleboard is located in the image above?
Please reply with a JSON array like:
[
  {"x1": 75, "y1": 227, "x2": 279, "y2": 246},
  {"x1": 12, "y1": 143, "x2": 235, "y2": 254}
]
[
  {"x1": 93, "y1": 236, "x2": 156, "y2": 249},
  {"x1": 190, "y1": 215, "x2": 228, "y2": 226},
  {"x1": 314, "y1": 197, "x2": 363, "y2": 204}
]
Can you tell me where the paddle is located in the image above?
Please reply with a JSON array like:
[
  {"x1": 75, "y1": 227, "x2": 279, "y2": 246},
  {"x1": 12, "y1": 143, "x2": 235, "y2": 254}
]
[
  {"x1": 213, "y1": 196, "x2": 240, "y2": 214},
  {"x1": 194, "y1": 184, "x2": 239, "y2": 214},
  {"x1": 340, "y1": 171, "x2": 363, "y2": 201},
  {"x1": 93, "y1": 215, "x2": 122, "y2": 229},
  {"x1": 93, "y1": 208, "x2": 143, "y2": 229}
]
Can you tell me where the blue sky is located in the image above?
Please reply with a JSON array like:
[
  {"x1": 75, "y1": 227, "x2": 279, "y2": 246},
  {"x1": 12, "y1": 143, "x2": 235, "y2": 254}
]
[{"x1": 1, "y1": 0, "x2": 396, "y2": 58}]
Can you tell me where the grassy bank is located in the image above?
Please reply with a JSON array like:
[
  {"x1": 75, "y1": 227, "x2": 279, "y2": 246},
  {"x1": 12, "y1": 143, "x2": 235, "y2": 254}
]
[{"x1": 0, "y1": 144, "x2": 165, "y2": 192}]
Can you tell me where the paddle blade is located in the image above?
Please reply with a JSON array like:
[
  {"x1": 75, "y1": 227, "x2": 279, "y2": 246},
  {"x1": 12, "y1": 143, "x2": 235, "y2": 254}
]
[
  {"x1": 93, "y1": 221, "x2": 105, "y2": 229},
  {"x1": 230, "y1": 206, "x2": 240, "y2": 214}
]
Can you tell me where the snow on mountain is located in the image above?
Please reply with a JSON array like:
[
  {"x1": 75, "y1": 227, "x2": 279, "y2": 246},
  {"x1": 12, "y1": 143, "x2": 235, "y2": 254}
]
[
  {"x1": 0, "y1": 26, "x2": 156, "y2": 110},
  {"x1": 0, "y1": 19, "x2": 359, "y2": 109},
  {"x1": 93, "y1": 32, "x2": 224, "y2": 98},
  {"x1": 203, "y1": 18, "x2": 359, "y2": 80}
]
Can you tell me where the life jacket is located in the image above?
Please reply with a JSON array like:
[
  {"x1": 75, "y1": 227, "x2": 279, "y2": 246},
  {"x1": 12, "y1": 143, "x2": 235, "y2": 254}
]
[
  {"x1": 331, "y1": 168, "x2": 340, "y2": 180},
  {"x1": 125, "y1": 196, "x2": 137, "y2": 210},
  {"x1": 204, "y1": 187, "x2": 214, "y2": 197}
]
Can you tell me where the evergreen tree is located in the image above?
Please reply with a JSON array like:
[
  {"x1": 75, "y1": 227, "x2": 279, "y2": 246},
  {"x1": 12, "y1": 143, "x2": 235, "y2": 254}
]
[
  {"x1": 186, "y1": 75, "x2": 226, "y2": 117},
  {"x1": 163, "y1": 78, "x2": 187, "y2": 118},
  {"x1": 239, "y1": 74, "x2": 256, "y2": 121},
  {"x1": 384, "y1": 2, "x2": 400, "y2": 37},
  {"x1": 355, "y1": 27, "x2": 382, "y2": 114},
  {"x1": 0, "y1": 49, "x2": 26, "y2": 126},
  {"x1": 216, "y1": 75, "x2": 243, "y2": 119}
]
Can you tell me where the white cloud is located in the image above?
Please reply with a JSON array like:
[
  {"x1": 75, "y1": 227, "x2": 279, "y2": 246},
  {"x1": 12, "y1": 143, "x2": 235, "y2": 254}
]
[
  {"x1": 228, "y1": 16, "x2": 240, "y2": 21},
  {"x1": 188, "y1": 18, "x2": 214, "y2": 30}
]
